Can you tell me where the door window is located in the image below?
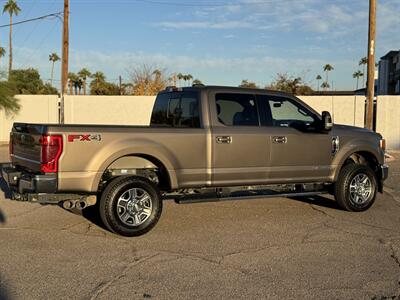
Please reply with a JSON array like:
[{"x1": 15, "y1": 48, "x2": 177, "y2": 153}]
[
  {"x1": 215, "y1": 93, "x2": 259, "y2": 126},
  {"x1": 258, "y1": 95, "x2": 317, "y2": 128}
]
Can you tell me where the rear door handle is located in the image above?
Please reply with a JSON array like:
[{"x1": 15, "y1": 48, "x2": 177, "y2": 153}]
[
  {"x1": 273, "y1": 136, "x2": 287, "y2": 144},
  {"x1": 216, "y1": 136, "x2": 232, "y2": 144}
]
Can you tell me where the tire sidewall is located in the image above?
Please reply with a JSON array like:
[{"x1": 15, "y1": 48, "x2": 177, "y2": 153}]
[{"x1": 100, "y1": 176, "x2": 162, "y2": 236}]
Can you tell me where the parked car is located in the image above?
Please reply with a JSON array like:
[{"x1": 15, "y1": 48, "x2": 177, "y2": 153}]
[{"x1": 2, "y1": 86, "x2": 389, "y2": 236}]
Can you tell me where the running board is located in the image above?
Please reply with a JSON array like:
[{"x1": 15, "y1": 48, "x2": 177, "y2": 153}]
[{"x1": 172, "y1": 190, "x2": 326, "y2": 204}]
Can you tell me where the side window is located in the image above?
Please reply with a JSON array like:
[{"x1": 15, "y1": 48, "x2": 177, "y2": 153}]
[
  {"x1": 215, "y1": 93, "x2": 259, "y2": 126},
  {"x1": 151, "y1": 92, "x2": 200, "y2": 128},
  {"x1": 263, "y1": 96, "x2": 316, "y2": 127}
]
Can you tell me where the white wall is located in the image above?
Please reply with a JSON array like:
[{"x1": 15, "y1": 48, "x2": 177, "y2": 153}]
[
  {"x1": 64, "y1": 95, "x2": 155, "y2": 125},
  {"x1": 376, "y1": 96, "x2": 400, "y2": 150},
  {"x1": 299, "y1": 95, "x2": 365, "y2": 127},
  {"x1": 0, "y1": 95, "x2": 58, "y2": 142},
  {"x1": 1, "y1": 94, "x2": 399, "y2": 150}
]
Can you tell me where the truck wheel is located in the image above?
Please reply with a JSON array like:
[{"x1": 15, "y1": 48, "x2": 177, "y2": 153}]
[
  {"x1": 334, "y1": 164, "x2": 377, "y2": 212},
  {"x1": 99, "y1": 176, "x2": 162, "y2": 236}
]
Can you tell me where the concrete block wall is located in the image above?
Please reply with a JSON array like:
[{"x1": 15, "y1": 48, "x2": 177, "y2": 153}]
[{"x1": 1, "y1": 94, "x2": 399, "y2": 150}]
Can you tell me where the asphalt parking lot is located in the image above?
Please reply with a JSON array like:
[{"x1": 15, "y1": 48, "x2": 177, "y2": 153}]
[{"x1": 0, "y1": 144, "x2": 399, "y2": 300}]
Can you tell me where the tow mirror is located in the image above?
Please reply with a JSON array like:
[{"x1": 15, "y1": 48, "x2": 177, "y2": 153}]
[{"x1": 322, "y1": 111, "x2": 333, "y2": 131}]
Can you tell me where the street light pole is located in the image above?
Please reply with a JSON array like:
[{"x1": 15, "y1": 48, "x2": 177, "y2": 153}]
[
  {"x1": 60, "y1": 0, "x2": 69, "y2": 124},
  {"x1": 365, "y1": 0, "x2": 376, "y2": 130}
]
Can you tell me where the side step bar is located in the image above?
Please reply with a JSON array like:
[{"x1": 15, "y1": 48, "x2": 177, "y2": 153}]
[{"x1": 171, "y1": 190, "x2": 326, "y2": 204}]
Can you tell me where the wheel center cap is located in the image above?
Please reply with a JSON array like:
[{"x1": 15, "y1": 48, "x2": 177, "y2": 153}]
[{"x1": 127, "y1": 201, "x2": 140, "y2": 214}]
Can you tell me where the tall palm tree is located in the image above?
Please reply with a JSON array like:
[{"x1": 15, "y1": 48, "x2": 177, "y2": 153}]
[
  {"x1": 0, "y1": 47, "x2": 6, "y2": 68},
  {"x1": 316, "y1": 74, "x2": 322, "y2": 92},
  {"x1": 49, "y1": 53, "x2": 60, "y2": 87},
  {"x1": 353, "y1": 70, "x2": 363, "y2": 90},
  {"x1": 78, "y1": 68, "x2": 91, "y2": 95},
  {"x1": 359, "y1": 57, "x2": 367, "y2": 88},
  {"x1": 323, "y1": 64, "x2": 334, "y2": 90},
  {"x1": 3, "y1": 0, "x2": 21, "y2": 79}
]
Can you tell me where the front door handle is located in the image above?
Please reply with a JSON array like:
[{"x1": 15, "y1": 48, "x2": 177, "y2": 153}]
[
  {"x1": 273, "y1": 136, "x2": 287, "y2": 144},
  {"x1": 216, "y1": 136, "x2": 232, "y2": 144}
]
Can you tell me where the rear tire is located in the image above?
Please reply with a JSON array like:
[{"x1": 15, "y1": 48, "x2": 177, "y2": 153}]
[
  {"x1": 99, "y1": 176, "x2": 162, "y2": 236},
  {"x1": 334, "y1": 164, "x2": 377, "y2": 212}
]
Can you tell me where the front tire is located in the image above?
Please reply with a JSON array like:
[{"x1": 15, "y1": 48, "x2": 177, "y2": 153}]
[
  {"x1": 334, "y1": 164, "x2": 377, "y2": 212},
  {"x1": 99, "y1": 176, "x2": 162, "y2": 236}
]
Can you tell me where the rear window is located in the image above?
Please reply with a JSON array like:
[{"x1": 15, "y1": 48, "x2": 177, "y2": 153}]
[{"x1": 151, "y1": 92, "x2": 201, "y2": 128}]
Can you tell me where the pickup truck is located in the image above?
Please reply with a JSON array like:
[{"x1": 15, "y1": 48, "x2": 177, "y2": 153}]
[{"x1": 2, "y1": 86, "x2": 389, "y2": 236}]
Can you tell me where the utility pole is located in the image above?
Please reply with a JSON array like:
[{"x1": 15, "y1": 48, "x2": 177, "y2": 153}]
[
  {"x1": 365, "y1": 0, "x2": 376, "y2": 130},
  {"x1": 60, "y1": 0, "x2": 69, "y2": 124}
]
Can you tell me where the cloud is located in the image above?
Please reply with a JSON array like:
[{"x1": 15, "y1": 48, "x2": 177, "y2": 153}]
[{"x1": 156, "y1": 20, "x2": 253, "y2": 30}]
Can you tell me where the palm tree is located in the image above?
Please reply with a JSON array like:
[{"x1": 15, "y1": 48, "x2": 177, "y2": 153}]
[
  {"x1": 68, "y1": 72, "x2": 79, "y2": 95},
  {"x1": 78, "y1": 68, "x2": 91, "y2": 95},
  {"x1": 352, "y1": 70, "x2": 363, "y2": 90},
  {"x1": 0, "y1": 47, "x2": 6, "y2": 68},
  {"x1": 321, "y1": 81, "x2": 330, "y2": 90},
  {"x1": 91, "y1": 71, "x2": 106, "y2": 91},
  {"x1": 316, "y1": 75, "x2": 322, "y2": 92},
  {"x1": 323, "y1": 64, "x2": 334, "y2": 90},
  {"x1": 48, "y1": 53, "x2": 60, "y2": 87},
  {"x1": 186, "y1": 74, "x2": 193, "y2": 86},
  {"x1": 359, "y1": 57, "x2": 367, "y2": 88},
  {"x1": 177, "y1": 73, "x2": 183, "y2": 87},
  {"x1": 3, "y1": 0, "x2": 21, "y2": 78}
]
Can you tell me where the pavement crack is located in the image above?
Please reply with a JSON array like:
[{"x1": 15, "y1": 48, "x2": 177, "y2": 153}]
[{"x1": 89, "y1": 253, "x2": 159, "y2": 300}]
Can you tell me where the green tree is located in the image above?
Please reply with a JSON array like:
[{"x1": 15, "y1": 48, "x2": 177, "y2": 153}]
[
  {"x1": 239, "y1": 79, "x2": 258, "y2": 88},
  {"x1": 316, "y1": 74, "x2": 322, "y2": 92},
  {"x1": 323, "y1": 64, "x2": 334, "y2": 90},
  {"x1": 353, "y1": 70, "x2": 363, "y2": 90},
  {"x1": 3, "y1": 0, "x2": 21, "y2": 78},
  {"x1": 9, "y1": 68, "x2": 57, "y2": 94},
  {"x1": 78, "y1": 68, "x2": 91, "y2": 95},
  {"x1": 266, "y1": 73, "x2": 313, "y2": 95},
  {"x1": 0, "y1": 47, "x2": 6, "y2": 68},
  {"x1": 192, "y1": 78, "x2": 203, "y2": 85},
  {"x1": 359, "y1": 57, "x2": 367, "y2": 88},
  {"x1": 48, "y1": 52, "x2": 60, "y2": 87},
  {"x1": 0, "y1": 80, "x2": 19, "y2": 114},
  {"x1": 89, "y1": 71, "x2": 119, "y2": 95}
]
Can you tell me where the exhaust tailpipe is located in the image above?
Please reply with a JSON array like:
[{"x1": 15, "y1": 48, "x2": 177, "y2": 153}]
[
  {"x1": 75, "y1": 200, "x2": 87, "y2": 210},
  {"x1": 63, "y1": 200, "x2": 75, "y2": 210}
]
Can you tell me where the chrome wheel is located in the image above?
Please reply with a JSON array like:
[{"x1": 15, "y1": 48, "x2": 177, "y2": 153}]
[
  {"x1": 116, "y1": 188, "x2": 152, "y2": 226},
  {"x1": 349, "y1": 173, "x2": 373, "y2": 205}
]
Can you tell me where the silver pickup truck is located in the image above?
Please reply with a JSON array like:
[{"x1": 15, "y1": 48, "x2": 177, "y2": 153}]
[{"x1": 2, "y1": 86, "x2": 389, "y2": 236}]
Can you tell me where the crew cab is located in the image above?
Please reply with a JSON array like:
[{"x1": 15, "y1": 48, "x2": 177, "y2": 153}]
[{"x1": 2, "y1": 86, "x2": 389, "y2": 236}]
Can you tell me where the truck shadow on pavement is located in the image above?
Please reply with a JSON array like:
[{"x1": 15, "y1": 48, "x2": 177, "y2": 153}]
[{"x1": 289, "y1": 194, "x2": 340, "y2": 210}]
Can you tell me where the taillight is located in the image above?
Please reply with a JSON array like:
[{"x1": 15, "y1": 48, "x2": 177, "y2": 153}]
[
  {"x1": 40, "y1": 135, "x2": 63, "y2": 173},
  {"x1": 9, "y1": 133, "x2": 13, "y2": 158}
]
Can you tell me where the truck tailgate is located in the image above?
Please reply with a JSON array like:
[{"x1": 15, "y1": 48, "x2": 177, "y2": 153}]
[{"x1": 11, "y1": 123, "x2": 48, "y2": 172}]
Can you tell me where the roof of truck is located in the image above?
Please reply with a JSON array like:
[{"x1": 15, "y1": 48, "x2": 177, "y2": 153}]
[{"x1": 160, "y1": 85, "x2": 295, "y2": 98}]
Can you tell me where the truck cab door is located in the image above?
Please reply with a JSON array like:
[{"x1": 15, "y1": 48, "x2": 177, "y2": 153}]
[
  {"x1": 210, "y1": 91, "x2": 271, "y2": 186},
  {"x1": 256, "y1": 94, "x2": 334, "y2": 183}
]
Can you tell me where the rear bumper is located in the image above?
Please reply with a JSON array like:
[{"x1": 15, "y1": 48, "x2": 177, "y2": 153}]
[{"x1": 1, "y1": 164, "x2": 57, "y2": 195}]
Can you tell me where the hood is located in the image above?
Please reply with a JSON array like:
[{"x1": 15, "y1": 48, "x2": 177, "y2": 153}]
[{"x1": 333, "y1": 124, "x2": 382, "y2": 138}]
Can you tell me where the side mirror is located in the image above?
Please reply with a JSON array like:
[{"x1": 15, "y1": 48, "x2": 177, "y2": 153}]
[{"x1": 321, "y1": 111, "x2": 333, "y2": 131}]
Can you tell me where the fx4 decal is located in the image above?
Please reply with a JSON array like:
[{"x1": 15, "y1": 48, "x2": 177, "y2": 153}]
[{"x1": 68, "y1": 134, "x2": 102, "y2": 142}]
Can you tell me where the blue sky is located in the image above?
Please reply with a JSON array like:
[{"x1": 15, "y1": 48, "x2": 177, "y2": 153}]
[{"x1": 1, "y1": 0, "x2": 400, "y2": 91}]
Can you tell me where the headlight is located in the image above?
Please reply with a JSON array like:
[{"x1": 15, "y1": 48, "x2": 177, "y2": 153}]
[{"x1": 380, "y1": 139, "x2": 386, "y2": 152}]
